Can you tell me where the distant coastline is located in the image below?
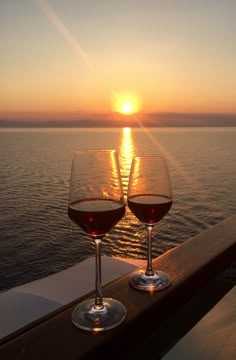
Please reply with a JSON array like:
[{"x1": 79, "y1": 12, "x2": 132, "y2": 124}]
[{"x1": 0, "y1": 113, "x2": 235, "y2": 128}]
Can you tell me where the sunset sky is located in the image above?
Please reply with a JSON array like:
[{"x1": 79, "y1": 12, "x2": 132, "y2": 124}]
[{"x1": 0, "y1": 0, "x2": 235, "y2": 122}]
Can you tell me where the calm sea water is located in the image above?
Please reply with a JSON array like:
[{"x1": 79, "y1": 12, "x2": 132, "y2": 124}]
[{"x1": 0, "y1": 127, "x2": 236, "y2": 291}]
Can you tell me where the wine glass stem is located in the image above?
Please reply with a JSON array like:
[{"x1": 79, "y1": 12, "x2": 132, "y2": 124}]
[
  {"x1": 145, "y1": 225, "x2": 154, "y2": 276},
  {"x1": 94, "y1": 237, "x2": 104, "y2": 309}
]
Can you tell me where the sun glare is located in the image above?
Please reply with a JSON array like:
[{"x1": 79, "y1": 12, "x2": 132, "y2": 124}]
[
  {"x1": 121, "y1": 102, "x2": 133, "y2": 114},
  {"x1": 112, "y1": 91, "x2": 141, "y2": 115}
]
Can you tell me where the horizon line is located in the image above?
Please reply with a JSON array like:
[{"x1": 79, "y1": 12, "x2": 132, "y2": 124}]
[{"x1": 0, "y1": 112, "x2": 235, "y2": 128}]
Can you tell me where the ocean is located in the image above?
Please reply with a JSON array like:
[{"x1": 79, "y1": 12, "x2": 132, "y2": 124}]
[{"x1": 0, "y1": 127, "x2": 236, "y2": 291}]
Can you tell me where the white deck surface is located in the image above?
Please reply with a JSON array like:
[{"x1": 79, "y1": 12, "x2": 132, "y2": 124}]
[
  {"x1": 0, "y1": 256, "x2": 145, "y2": 339},
  {"x1": 162, "y1": 285, "x2": 236, "y2": 360}
]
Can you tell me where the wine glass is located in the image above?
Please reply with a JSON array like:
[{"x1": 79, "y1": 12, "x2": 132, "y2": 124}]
[
  {"x1": 68, "y1": 149, "x2": 127, "y2": 331},
  {"x1": 127, "y1": 156, "x2": 173, "y2": 291}
]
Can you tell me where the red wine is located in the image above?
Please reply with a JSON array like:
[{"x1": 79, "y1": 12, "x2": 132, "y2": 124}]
[
  {"x1": 68, "y1": 199, "x2": 125, "y2": 236},
  {"x1": 128, "y1": 194, "x2": 172, "y2": 224}
]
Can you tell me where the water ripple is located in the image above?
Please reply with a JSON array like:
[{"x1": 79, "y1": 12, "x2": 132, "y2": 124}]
[{"x1": 0, "y1": 127, "x2": 236, "y2": 290}]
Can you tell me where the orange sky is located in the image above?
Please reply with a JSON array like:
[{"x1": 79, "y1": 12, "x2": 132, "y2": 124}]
[{"x1": 1, "y1": 1, "x2": 235, "y2": 121}]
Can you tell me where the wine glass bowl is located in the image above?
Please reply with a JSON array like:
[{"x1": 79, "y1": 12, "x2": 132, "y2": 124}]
[
  {"x1": 127, "y1": 156, "x2": 173, "y2": 291},
  {"x1": 68, "y1": 149, "x2": 127, "y2": 331}
]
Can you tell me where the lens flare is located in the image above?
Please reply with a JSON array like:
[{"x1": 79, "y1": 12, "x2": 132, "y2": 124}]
[{"x1": 36, "y1": 0, "x2": 93, "y2": 70}]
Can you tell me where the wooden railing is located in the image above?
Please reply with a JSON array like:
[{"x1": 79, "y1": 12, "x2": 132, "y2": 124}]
[{"x1": 0, "y1": 215, "x2": 235, "y2": 359}]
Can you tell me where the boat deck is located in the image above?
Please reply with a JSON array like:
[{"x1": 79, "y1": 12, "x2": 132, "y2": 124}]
[{"x1": 0, "y1": 215, "x2": 235, "y2": 359}]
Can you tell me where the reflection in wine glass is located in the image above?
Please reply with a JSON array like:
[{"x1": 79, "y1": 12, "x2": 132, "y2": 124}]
[
  {"x1": 127, "y1": 156, "x2": 173, "y2": 291},
  {"x1": 68, "y1": 150, "x2": 127, "y2": 331}
]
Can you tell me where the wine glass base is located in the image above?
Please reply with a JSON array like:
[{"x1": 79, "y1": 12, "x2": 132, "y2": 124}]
[
  {"x1": 71, "y1": 298, "x2": 127, "y2": 332},
  {"x1": 129, "y1": 269, "x2": 172, "y2": 291}
]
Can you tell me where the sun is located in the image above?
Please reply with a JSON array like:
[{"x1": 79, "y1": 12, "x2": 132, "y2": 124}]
[
  {"x1": 121, "y1": 102, "x2": 134, "y2": 115},
  {"x1": 112, "y1": 91, "x2": 141, "y2": 115}
]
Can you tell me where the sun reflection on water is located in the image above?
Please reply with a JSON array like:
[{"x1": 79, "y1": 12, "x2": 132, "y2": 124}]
[{"x1": 119, "y1": 127, "x2": 136, "y2": 198}]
